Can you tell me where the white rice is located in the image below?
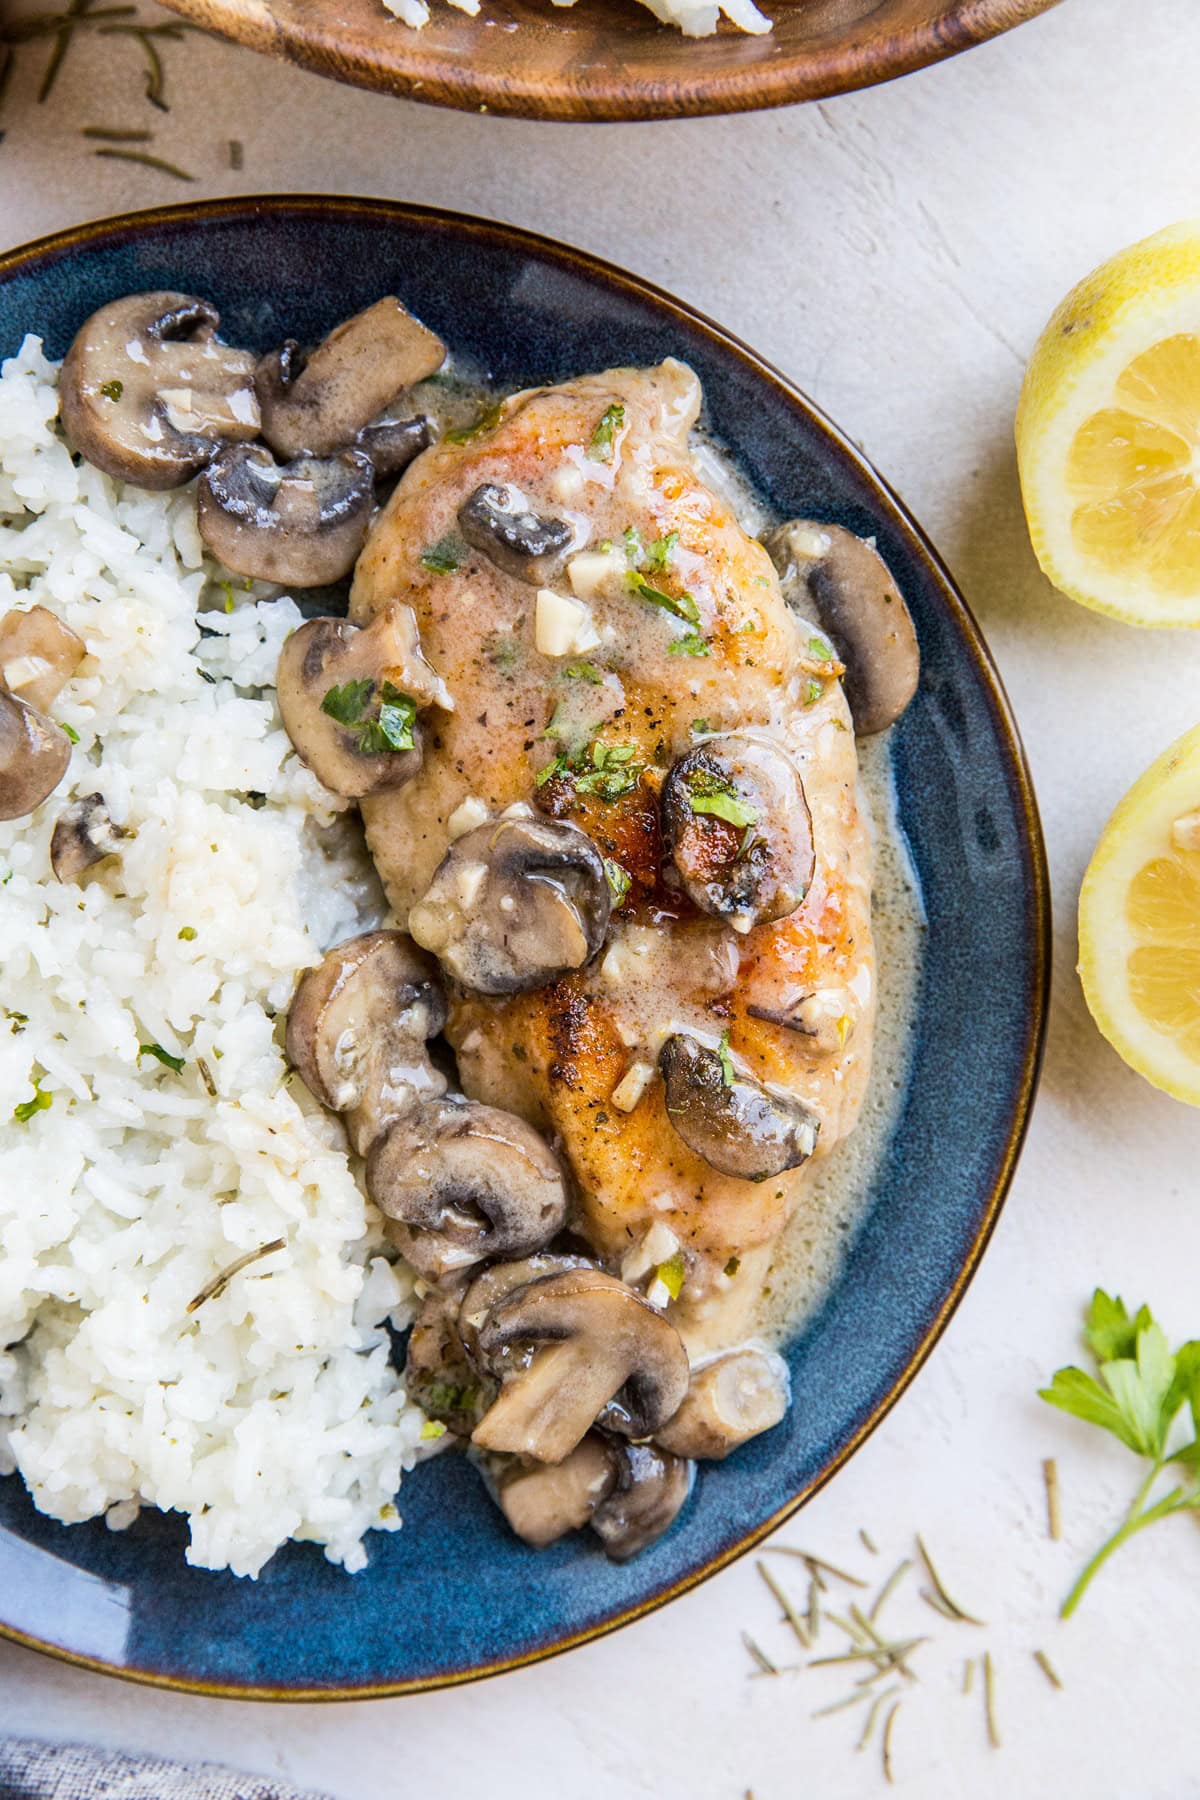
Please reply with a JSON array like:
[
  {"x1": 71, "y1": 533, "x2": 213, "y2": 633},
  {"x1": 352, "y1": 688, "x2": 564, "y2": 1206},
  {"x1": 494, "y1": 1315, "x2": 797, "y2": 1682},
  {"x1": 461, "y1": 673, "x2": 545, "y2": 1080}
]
[
  {"x1": 381, "y1": 0, "x2": 770, "y2": 37},
  {"x1": 0, "y1": 336, "x2": 436, "y2": 1580}
]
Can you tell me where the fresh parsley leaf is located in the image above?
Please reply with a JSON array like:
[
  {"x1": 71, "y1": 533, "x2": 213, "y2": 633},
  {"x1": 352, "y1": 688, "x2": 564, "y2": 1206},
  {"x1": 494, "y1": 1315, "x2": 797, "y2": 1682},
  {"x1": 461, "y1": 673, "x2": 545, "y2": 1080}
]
[
  {"x1": 321, "y1": 679, "x2": 374, "y2": 726},
  {"x1": 13, "y1": 1081, "x2": 51, "y2": 1123},
  {"x1": 420, "y1": 533, "x2": 466, "y2": 575},
  {"x1": 1085, "y1": 1288, "x2": 1152, "y2": 1363},
  {"x1": 668, "y1": 631, "x2": 710, "y2": 657},
  {"x1": 685, "y1": 770, "x2": 758, "y2": 830},
  {"x1": 604, "y1": 858, "x2": 632, "y2": 904},
  {"x1": 540, "y1": 737, "x2": 644, "y2": 802},
  {"x1": 139, "y1": 1042, "x2": 185, "y2": 1074},
  {"x1": 588, "y1": 403, "x2": 625, "y2": 462},
  {"x1": 626, "y1": 573, "x2": 700, "y2": 626},
  {"x1": 99, "y1": 378, "x2": 123, "y2": 403},
  {"x1": 716, "y1": 1030, "x2": 736, "y2": 1087}
]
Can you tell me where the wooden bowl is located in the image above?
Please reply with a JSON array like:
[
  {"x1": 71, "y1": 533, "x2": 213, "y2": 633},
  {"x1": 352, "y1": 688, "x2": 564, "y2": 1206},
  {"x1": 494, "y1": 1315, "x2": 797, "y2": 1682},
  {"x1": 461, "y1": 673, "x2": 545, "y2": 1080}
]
[{"x1": 157, "y1": 0, "x2": 1062, "y2": 122}]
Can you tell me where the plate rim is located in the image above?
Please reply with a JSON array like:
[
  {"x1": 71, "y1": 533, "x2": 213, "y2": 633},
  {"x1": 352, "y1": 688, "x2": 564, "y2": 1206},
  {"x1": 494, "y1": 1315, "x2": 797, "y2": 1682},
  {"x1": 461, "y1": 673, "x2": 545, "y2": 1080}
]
[
  {"x1": 156, "y1": 0, "x2": 1064, "y2": 123},
  {"x1": 0, "y1": 194, "x2": 1051, "y2": 1701}
]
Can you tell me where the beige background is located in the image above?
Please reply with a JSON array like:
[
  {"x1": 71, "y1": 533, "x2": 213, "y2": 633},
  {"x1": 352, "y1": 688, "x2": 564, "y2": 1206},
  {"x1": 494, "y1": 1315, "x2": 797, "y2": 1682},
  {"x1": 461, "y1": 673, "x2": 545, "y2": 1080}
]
[{"x1": 3, "y1": 0, "x2": 1200, "y2": 1794}]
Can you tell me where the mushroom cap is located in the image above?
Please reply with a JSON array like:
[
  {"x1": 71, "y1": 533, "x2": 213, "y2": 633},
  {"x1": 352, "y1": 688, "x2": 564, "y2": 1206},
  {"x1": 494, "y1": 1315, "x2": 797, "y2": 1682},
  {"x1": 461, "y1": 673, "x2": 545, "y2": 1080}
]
[
  {"x1": 458, "y1": 1251, "x2": 595, "y2": 1366},
  {"x1": 357, "y1": 415, "x2": 432, "y2": 479},
  {"x1": 256, "y1": 298, "x2": 445, "y2": 460},
  {"x1": 660, "y1": 733, "x2": 814, "y2": 932},
  {"x1": 494, "y1": 1433, "x2": 619, "y2": 1549},
  {"x1": 0, "y1": 606, "x2": 85, "y2": 714},
  {"x1": 367, "y1": 1096, "x2": 569, "y2": 1281},
  {"x1": 276, "y1": 602, "x2": 446, "y2": 800},
  {"x1": 285, "y1": 929, "x2": 446, "y2": 1155},
  {"x1": 58, "y1": 292, "x2": 259, "y2": 489},
  {"x1": 590, "y1": 1440, "x2": 694, "y2": 1562},
  {"x1": 766, "y1": 520, "x2": 919, "y2": 736},
  {"x1": 470, "y1": 1267, "x2": 690, "y2": 1465},
  {"x1": 658, "y1": 1032, "x2": 820, "y2": 1182},
  {"x1": 0, "y1": 693, "x2": 70, "y2": 821},
  {"x1": 404, "y1": 1284, "x2": 493, "y2": 1438},
  {"x1": 408, "y1": 815, "x2": 612, "y2": 995},
  {"x1": 456, "y1": 482, "x2": 574, "y2": 587},
  {"x1": 50, "y1": 793, "x2": 127, "y2": 884},
  {"x1": 197, "y1": 442, "x2": 375, "y2": 587},
  {"x1": 655, "y1": 1346, "x2": 791, "y2": 1460}
]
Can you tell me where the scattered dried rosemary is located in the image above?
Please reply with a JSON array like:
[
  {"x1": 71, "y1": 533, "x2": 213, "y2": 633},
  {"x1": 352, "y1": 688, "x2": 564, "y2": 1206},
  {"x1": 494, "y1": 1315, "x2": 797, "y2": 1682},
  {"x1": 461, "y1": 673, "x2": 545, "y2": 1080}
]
[{"x1": 186, "y1": 1237, "x2": 286, "y2": 1315}]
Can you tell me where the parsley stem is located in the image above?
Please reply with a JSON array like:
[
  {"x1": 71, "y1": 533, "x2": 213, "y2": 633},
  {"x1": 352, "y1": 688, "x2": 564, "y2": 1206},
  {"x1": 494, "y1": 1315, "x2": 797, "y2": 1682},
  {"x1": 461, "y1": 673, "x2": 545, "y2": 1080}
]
[{"x1": 1060, "y1": 1461, "x2": 1187, "y2": 1618}]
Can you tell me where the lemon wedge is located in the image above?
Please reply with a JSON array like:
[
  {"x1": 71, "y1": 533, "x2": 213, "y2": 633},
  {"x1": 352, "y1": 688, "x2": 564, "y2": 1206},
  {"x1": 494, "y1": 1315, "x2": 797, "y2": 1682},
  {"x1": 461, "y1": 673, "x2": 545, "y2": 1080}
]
[
  {"x1": 1017, "y1": 220, "x2": 1200, "y2": 626},
  {"x1": 1079, "y1": 722, "x2": 1200, "y2": 1104}
]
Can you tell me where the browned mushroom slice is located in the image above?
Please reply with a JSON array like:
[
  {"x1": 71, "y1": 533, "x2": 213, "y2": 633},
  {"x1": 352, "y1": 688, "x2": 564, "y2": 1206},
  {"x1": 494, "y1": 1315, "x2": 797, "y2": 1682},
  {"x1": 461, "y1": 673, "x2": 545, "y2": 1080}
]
[
  {"x1": 367, "y1": 1097, "x2": 568, "y2": 1281},
  {"x1": 590, "y1": 1441, "x2": 693, "y2": 1562},
  {"x1": 494, "y1": 1434, "x2": 619, "y2": 1548},
  {"x1": 50, "y1": 794, "x2": 128, "y2": 884},
  {"x1": 357, "y1": 416, "x2": 432, "y2": 478},
  {"x1": 457, "y1": 483, "x2": 574, "y2": 587},
  {"x1": 276, "y1": 603, "x2": 448, "y2": 799},
  {"x1": 660, "y1": 734, "x2": 813, "y2": 933},
  {"x1": 0, "y1": 693, "x2": 70, "y2": 821},
  {"x1": 470, "y1": 1268, "x2": 689, "y2": 1464},
  {"x1": 58, "y1": 293, "x2": 259, "y2": 488},
  {"x1": 285, "y1": 929, "x2": 446, "y2": 1155},
  {"x1": 197, "y1": 443, "x2": 375, "y2": 587},
  {"x1": 765, "y1": 520, "x2": 919, "y2": 735},
  {"x1": 0, "y1": 607, "x2": 85, "y2": 713},
  {"x1": 256, "y1": 299, "x2": 445, "y2": 460},
  {"x1": 457, "y1": 1252, "x2": 595, "y2": 1366},
  {"x1": 408, "y1": 815, "x2": 611, "y2": 995},
  {"x1": 658, "y1": 1033, "x2": 819, "y2": 1182},
  {"x1": 404, "y1": 1285, "x2": 493, "y2": 1438},
  {"x1": 655, "y1": 1347, "x2": 790, "y2": 1460}
]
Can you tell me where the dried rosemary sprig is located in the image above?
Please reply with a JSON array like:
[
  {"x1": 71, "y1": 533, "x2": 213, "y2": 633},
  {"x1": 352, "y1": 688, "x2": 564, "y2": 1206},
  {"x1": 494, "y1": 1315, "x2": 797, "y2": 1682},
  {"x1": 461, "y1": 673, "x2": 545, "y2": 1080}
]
[
  {"x1": 756, "y1": 1559, "x2": 811, "y2": 1650},
  {"x1": 982, "y1": 1650, "x2": 1001, "y2": 1748},
  {"x1": 1033, "y1": 1648, "x2": 1063, "y2": 1690},
  {"x1": 916, "y1": 1533, "x2": 986, "y2": 1625},
  {"x1": 881, "y1": 1700, "x2": 902, "y2": 1784},
  {"x1": 186, "y1": 1237, "x2": 286, "y2": 1314},
  {"x1": 1043, "y1": 1457, "x2": 1061, "y2": 1540},
  {"x1": 94, "y1": 146, "x2": 193, "y2": 180},
  {"x1": 765, "y1": 1547, "x2": 868, "y2": 1588}
]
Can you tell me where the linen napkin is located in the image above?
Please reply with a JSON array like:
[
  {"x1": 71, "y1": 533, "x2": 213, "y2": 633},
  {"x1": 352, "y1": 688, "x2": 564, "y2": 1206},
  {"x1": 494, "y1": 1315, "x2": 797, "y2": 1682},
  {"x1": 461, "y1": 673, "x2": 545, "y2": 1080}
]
[{"x1": 0, "y1": 1736, "x2": 335, "y2": 1800}]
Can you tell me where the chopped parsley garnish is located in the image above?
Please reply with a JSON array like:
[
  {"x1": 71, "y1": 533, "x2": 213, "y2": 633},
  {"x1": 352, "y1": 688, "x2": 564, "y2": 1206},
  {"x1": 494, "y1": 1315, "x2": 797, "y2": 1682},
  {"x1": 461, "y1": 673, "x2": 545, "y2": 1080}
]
[
  {"x1": 140, "y1": 1042, "x2": 185, "y2": 1074},
  {"x1": 624, "y1": 527, "x2": 680, "y2": 574},
  {"x1": 177, "y1": 925, "x2": 197, "y2": 942},
  {"x1": 444, "y1": 401, "x2": 504, "y2": 444},
  {"x1": 717, "y1": 1030, "x2": 736, "y2": 1087},
  {"x1": 691, "y1": 718, "x2": 711, "y2": 736},
  {"x1": 807, "y1": 635, "x2": 832, "y2": 662},
  {"x1": 588, "y1": 403, "x2": 625, "y2": 462},
  {"x1": 563, "y1": 661, "x2": 602, "y2": 684},
  {"x1": 646, "y1": 529, "x2": 679, "y2": 573},
  {"x1": 13, "y1": 1081, "x2": 51, "y2": 1123},
  {"x1": 99, "y1": 378, "x2": 123, "y2": 403},
  {"x1": 420, "y1": 1419, "x2": 447, "y2": 1440},
  {"x1": 622, "y1": 525, "x2": 644, "y2": 565},
  {"x1": 543, "y1": 703, "x2": 570, "y2": 742},
  {"x1": 626, "y1": 573, "x2": 700, "y2": 626},
  {"x1": 538, "y1": 737, "x2": 644, "y2": 802},
  {"x1": 604, "y1": 858, "x2": 632, "y2": 904},
  {"x1": 685, "y1": 768, "x2": 758, "y2": 830},
  {"x1": 667, "y1": 631, "x2": 710, "y2": 657},
  {"x1": 803, "y1": 678, "x2": 823, "y2": 705},
  {"x1": 656, "y1": 1251, "x2": 685, "y2": 1301},
  {"x1": 420, "y1": 533, "x2": 466, "y2": 575},
  {"x1": 321, "y1": 679, "x2": 417, "y2": 756},
  {"x1": 60, "y1": 722, "x2": 79, "y2": 744}
]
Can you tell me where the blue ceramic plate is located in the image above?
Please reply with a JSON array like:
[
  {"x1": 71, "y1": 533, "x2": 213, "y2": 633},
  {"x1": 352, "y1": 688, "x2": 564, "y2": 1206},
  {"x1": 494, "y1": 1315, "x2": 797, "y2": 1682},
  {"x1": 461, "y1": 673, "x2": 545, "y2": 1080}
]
[{"x1": 0, "y1": 198, "x2": 1048, "y2": 1699}]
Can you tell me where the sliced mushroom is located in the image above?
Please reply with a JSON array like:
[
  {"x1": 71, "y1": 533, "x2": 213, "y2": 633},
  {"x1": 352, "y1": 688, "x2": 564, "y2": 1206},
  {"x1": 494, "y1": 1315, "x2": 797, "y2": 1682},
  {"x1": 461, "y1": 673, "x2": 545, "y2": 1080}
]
[
  {"x1": 276, "y1": 601, "x2": 448, "y2": 799},
  {"x1": 470, "y1": 1268, "x2": 689, "y2": 1465},
  {"x1": 590, "y1": 1441, "x2": 693, "y2": 1562},
  {"x1": 492, "y1": 1434, "x2": 620, "y2": 1549},
  {"x1": 367, "y1": 1097, "x2": 569, "y2": 1281},
  {"x1": 285, "y1": 929, "x2": 446, "y2": 1156},
  {"x1": 0, "y1": 693, "x2": 70, "y2": 821},
  {"x1": 0, "y1": 607, "x2": 85, "y2": 713},
  {"x1": 658, "y1": 1033, "x2": 819, "y2": 1182},
  {"x1": 256, "y1": 299, "x2": 445, "y2": 460},
  {"x1": 458, "y1": 1252, "x2": 595, "y2": 1366},
  {"x1": 655, "y1": 1347, "x2": 790, "y2": 1460},
  {"x1": 766, "y1": 520, "x2": 919, "y2": 735},
  {"x1": 197, "y1": 442, "x2": 374, "y2": 587},
  {"x1": 404, "y1": 1285, "x2": 493, "y2": 1438},
  {"x1": 58, "y1": 292, "x2": 259, "y2": 488},
  {"x1": 357, "y1": 415, "x2": 432, "y2": 479},
  {"x1": 457, "y1": 483, "x2": 574, "y2": 587},
  {"x1": 408, "y1": 816, "x2": 611, "y2": 995},
  {"x1": 50, "y1": 793, "x2": 128, "y2": 884},
  {"x1": 660, "y1": 734, "x2": 814, "y2": 932}
]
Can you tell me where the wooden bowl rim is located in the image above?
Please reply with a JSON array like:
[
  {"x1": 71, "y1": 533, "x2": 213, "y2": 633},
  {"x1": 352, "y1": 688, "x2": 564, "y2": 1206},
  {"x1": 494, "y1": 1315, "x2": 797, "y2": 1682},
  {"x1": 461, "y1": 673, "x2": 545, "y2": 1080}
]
[{"x1": 157, "y1": 0, "x2": 1063, "y2": 122}]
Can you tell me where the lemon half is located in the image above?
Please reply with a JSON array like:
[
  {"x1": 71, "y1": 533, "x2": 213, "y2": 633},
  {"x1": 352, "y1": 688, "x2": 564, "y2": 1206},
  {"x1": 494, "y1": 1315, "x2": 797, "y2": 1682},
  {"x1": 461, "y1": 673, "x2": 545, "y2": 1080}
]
[
  {"x1": 1079, "y1": 722, "x2": 1200, "y2": 1104},
  {"x1": 1017, "y1": 220, "x2": 1200, "y2": 627}
]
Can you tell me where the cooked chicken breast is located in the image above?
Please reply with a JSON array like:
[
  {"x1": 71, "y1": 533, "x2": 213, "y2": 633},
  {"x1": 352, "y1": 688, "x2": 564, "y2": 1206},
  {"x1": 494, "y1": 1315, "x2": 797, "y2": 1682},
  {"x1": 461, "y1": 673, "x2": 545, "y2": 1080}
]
[{"x1": 350, "y1": 360, "x2": 874, "y2": 1349}]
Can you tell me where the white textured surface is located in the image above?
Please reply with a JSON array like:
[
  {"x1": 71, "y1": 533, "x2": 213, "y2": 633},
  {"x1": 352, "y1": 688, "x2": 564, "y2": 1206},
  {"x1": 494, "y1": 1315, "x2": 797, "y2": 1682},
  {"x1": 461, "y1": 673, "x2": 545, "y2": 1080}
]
[{"x1": 3, "y1": 0, "x2": 1200, "y2": 1792}]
